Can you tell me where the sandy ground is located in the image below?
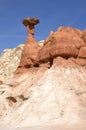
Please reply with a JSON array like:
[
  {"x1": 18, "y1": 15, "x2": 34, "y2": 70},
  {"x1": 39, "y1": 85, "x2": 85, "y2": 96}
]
[{"x1": 0, "y1": 123, "x2": 86, "y2": 130}]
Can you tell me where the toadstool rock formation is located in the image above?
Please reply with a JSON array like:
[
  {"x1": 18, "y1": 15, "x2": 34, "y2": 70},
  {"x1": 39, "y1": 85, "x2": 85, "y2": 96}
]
[
  {"x1": 23, "y1": 17, "x2": 39, "y2": 43},
  {"x1": 16, "y1": 18, "x2": 41, "y2": 74}
]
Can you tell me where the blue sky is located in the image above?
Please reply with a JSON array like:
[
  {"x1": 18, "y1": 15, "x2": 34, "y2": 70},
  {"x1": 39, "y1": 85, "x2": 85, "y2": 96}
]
[{"x1": 0, "y1": 0, "x2": 86, "y2": 54}]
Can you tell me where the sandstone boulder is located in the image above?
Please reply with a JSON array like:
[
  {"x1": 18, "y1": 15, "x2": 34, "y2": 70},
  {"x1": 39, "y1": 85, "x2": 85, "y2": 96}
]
[
  {"x1": 57, "y1": 26, "x2": 82, "y2": 37},
  {"x1": 53, "y1": 57, "x2": 77, "y2": 67},
  {"x1": 44, "y1": 26, "x2": 84, "y2": 48},
  {"x1": 49, "y1": 44, "x2": 79, "y2": 58},
  {"x1": 39, "y1": 43, "x2": 79, "y2": 63},
  {"x1": 39, "y1": 26, "x2": 83, "y2": 63},
  {"x1": 71, "y1": 57, "x2": 86, "y2": 66},
  {"x1": 81, "y1": 29, "x2": 86, "y2": 44},
  {"x1": 18, "y1": 43, "x2": 41, "y2": 69},
  {"x1": 76, "y1": 58, "x2": 86, "y2": 66},
  {"x1": 78, "y1": 47, "x2": 86, "y2": 59}
]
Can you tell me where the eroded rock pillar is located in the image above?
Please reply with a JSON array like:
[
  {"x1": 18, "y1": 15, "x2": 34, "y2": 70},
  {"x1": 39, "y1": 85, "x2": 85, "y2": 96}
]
[
  {"x1": 23, "y1": 18, "x2": 39, "y2": 44},
  {"x1": 15, "y1": 17, "x2": 40, "y2": 73}
]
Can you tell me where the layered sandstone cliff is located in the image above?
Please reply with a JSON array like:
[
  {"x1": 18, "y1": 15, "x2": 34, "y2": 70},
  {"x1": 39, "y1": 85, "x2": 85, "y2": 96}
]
[{"x1": 0, "y1": 18, "x2": 86, "y2": 129}]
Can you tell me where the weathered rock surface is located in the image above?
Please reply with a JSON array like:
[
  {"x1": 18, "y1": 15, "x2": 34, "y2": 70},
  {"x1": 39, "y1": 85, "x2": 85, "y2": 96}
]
[
  {"x1": 78, "y1": 47, "x2": 86, "y2": 58},
  {"x1": 18, "y1": 43, "x2": 41, "y2": 70},
  {"x1": 81, "y1": 29, "x2": 86, "y2": 43},
  {"x1": 16, "y1": 18, "x2": 41, "y2": 74},
  {"x1": 38, "y1": 26, "x2": 86, "y2": 67},
  {"x1": 0, "y1": 19, "x2": 86, "y2": 129},
  {"x1": 0, "y1": 41, "x2": 44, "y2": 84},
  {"x1": 0, "y1": 66, "x2": 86, "y2": 128},
  {"x1": 15, "y1": 20, "x2": 86, "y2": 74},
  {"x1": 0, "y1": 44, "x2": 24, "y2": 83}
]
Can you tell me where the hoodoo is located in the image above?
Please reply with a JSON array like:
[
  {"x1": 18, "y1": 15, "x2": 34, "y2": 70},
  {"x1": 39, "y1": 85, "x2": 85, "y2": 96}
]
[
  {"x1": 16, "y1": 18, "x2": 41, "y2": 73},
  {"x1": 23, "y1": 17, "x2": 39, "y2": 43}
]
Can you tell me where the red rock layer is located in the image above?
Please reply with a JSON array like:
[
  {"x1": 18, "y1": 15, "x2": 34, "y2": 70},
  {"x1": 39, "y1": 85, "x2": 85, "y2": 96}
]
[
  {"x1": 16, "y1": 26, "x2": 86, "y2": 74},
  {"x1": 38, "y1": 26, "x2": 86, "y2": 67}
]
